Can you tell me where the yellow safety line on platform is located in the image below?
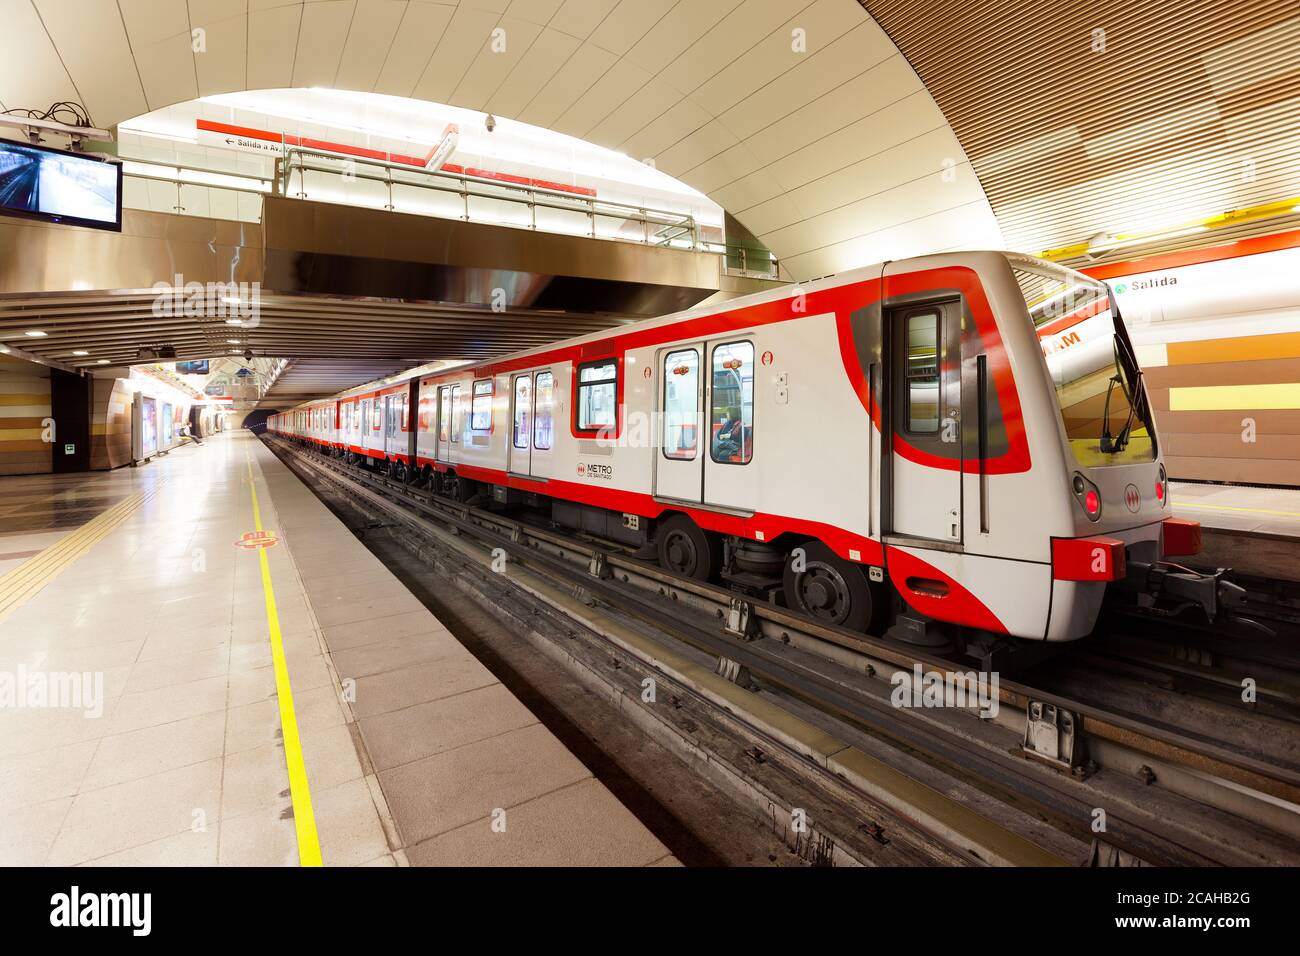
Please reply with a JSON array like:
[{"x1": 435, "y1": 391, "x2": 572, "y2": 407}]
[
  {"x1": 0, "y1": 489, "x2": 151, "y2": 625},
  {"x1": 245, "y1": 455, "x2": 323, "y2": 867},
  {"x1": 1176, "y1": 501, "x2": 1300, "y2": 519}
]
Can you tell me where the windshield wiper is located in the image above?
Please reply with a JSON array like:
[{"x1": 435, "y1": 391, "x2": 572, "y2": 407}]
[{"x1": 1099, "y1": 373, "x2": 1121, "y2": 453}]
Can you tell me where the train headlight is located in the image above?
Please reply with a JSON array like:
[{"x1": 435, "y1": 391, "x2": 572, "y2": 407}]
[{"x1": 1072, "y1": 472, "x2": 1102, "y2": 521}]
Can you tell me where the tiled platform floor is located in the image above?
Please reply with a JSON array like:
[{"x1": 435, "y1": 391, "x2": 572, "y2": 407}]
[
  {"x1": 0, "y1": 470, "x2": 145, "y2": 576},
  {"x1": 1171, "y1": 481, "x2": 1300, "y2": 538},
  {"x1": 0, "y1": 431, "x2": 673, "y2": 867}
]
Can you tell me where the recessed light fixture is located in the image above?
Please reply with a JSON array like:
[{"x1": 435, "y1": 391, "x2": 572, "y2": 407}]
[
  {"x1": 96, "y1": 359, "x2": 110, "y2": 364},
  {"x1": 25, "y1": 330, "x2": 47, "y2": 337},
  {"x1": 227, "y1": 339, "x2": 241, "y2": 344},
  {"x1": 0, "y1": 345, "x2": 10, "y2": 354},
  {"x1": 225, "y1": 319, "x2": 243, "y2": 326},
  {"x1": 72, "y1": 349, "x2": 89, "y2": 356}
]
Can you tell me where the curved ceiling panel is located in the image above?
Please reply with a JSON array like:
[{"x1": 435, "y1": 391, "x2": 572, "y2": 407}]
[
  {"x1": 864, "y1": 0, "x2": 1300, "y2": 261},
  {"x1": 0, "y1": 0, "x2": 1004, "y2": 280}
]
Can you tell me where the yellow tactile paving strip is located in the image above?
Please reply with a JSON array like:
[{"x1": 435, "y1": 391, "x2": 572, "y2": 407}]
[{"x1": 0, "y1": 487, "x2": 158, "y2": 625}]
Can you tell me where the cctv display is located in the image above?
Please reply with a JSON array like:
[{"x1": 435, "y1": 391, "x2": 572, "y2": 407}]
[
  {"x1": 0, "y1": 139, "x2": 122, "y2": 231},
  {"x1": 175, "y1": 360, "x2": 210, "y2": 375}
]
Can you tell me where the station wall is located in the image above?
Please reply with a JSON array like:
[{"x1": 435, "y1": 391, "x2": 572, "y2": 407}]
[{"x1": 0, "y1": 355, "x2": 51, "y2": 476}]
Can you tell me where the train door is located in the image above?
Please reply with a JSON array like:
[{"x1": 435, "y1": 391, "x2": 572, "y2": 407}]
[
  {"x1": 890, "y1": 300, "x2": 963, "y2": 541},
  {"x1": 436, "y1": 386, "x2": 453, "y2": 462},
  {"x1": 531, "y1": 370, "x2": 555, "y2": 479},
  {"x1": 383, "y1": 393, "x2": 400, "y2": 457},
  {"x1": 654, "y1": 343, "x2": 704, "y2": 502},
  {"x1": 702, "y1": 339, "x2": 759, "y2": 511},
  {"x1": 508, "y1": 373, "x2": 532, "y2": 476}
]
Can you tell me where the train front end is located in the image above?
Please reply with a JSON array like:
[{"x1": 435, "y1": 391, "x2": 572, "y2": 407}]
[{"x1": 1009, "y1": 255, "x2": 1244, "y2": 636}]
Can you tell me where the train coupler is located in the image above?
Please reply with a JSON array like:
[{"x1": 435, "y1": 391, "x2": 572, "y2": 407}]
[{"x1": 1119, "y1": 560, "x2": 1246, "y2": 623}]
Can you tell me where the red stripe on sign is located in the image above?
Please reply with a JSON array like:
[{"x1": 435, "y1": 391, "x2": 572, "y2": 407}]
[{"x1": 195, "y1": 119, "x2": 597, "y2": 197}]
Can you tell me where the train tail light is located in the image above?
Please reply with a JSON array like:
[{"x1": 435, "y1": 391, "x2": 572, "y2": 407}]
[
  {"x1": 1156, "y1": 463, "x2": 1167, "y2": 507},
  {"x1": 1072, "y1": 473, "x2": 1102, "y2": 521}
]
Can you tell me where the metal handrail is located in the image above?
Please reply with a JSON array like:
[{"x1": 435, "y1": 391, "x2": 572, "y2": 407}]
[{"x1": 118, "y1": 150, "x2": 780, "y2": 278}]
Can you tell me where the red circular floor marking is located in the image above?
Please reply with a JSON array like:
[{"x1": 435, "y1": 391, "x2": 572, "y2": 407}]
[{"x1": 235, "y1": 531, "x2": 279, "y2": 550}]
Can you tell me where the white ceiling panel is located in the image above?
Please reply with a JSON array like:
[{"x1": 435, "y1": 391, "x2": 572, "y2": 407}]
[
  {"x1": 623, "y1": 0, "x2": 737, "y2": 76},
  {"x1": 692, "y1": 0, "x2": 862, "y2": 115},
  {"x1": 451, "y1": 15, "x2": 543, "y2": 111},
  {"x1": 505, "y1": 0, "x2": 565, "y2": 26},
  {"x1": 247, "y1": 3, "x2": 303, "y2": 91},
  {"x1": 134, "y1": 33, "x2": 200, "y2": 110},
  {"x1": 334, "y1": 0, "x2": 407, "y2": 92},
  {"x1": 663, "y1": 0, "x2": 800, "y2": 97},
  {"x1": 584, "y1": 74, "x2": 680, "y2": 151},
  {"x1": 516, "y1": 41, "x2": 616, "y2": 129},
  {"x1": 33, "y1": 0, "x2": 147, "y2": 126},
  {"x1": 487, "y1": 27, "x2": 582, "y2": 121},
  {"x1": 548, "y1": 43, "x2": 643, "y2": 138},
  {"x1": 119, "y1": 0, "x2": 193, "y2": 48},
  {"x1": 0, "y1": 0, "x2": 81, "y2": 112},
  {"x1": 292, "y1": 0, "x2": 357, "y2": 89},
  {"x1": 411, "y1": 5, "x2": 501, "y2": 104},
  {"x1": 586, "y1": 0, "x2": 677, "y2": 57},
  {"x1": 548, "y1": 0, "x2": 620, "y2": 41},
  {"x1": 192, "y1": 14, "x2": 247, "y2": 98},
  {"x1": 718, "y1": 22, "x2": 894, "y2": 142},
  {"x1": 373, "y1": 1, "x2": 455, "y2": 97}
]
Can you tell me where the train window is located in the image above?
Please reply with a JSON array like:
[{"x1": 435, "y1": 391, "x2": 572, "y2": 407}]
[
  {"x1": 576, "y1": 359, "x2": 617, "y2": 432},
  {"x1": 512, "y1": 375, "x2": 531, "y2": 449},
  {"x1": 438, "y1": 389, "x2": 450, "y2": 442},
  {"x1": 400, "y1": 396, "x2": 409, "y2": 431},
  {"x1": 371, "y1": 399, "x2": 381, "y2": 430},
  {"x1": 471, "y1": 380, "x2": 492, "y2": 431},
  {"x1": 905, "y1": 312, "x2": 940, "y2": 433},
  {"x1": 534, "y1": 372, "x2": 554, "y2": 450},
  {"x1": 450, "y1": 385, "x2": 462, "y2": 442},
  {"x1": 709, "y1": 342, "x2": 754, "y2": 465},
  {"x1": 663, "y1": 348, "x2": 699, "y2": 461}
]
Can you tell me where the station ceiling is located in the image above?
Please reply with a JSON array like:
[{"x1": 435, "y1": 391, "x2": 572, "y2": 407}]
[{"x1": 1, "y1": 0, "x2": 1298, "y2": 396}]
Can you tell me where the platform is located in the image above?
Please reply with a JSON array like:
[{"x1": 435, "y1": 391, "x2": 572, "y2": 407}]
[
  {"x1": 1171, "y1": 480, "x2": 1300, "y2": 581},
  {"x1": 0, "y1": 431, "x2": 674, "y2": 866}
]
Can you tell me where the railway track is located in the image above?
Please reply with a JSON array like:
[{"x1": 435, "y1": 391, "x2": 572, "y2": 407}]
[{"x1": 265, "y1": 435, "x2": 1300, "y2": 867}]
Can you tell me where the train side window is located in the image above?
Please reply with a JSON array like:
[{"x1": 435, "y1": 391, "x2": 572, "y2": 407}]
[
  {"x1": 709, "y1": 341, "x2": 754, "y2": 465},
  {"x1": 576, "y1": 359, "x2": 617, "y2": 432},
  {"x1": 371, "y1": 399, "x2": 381, "y2": 430},
  {"x1": 662, "y1": 348, "x2": 699, "y2": 461},
  {"x1": 400, "y1": 395, "x2": 409, "y2": 431},
  {"x1": 471, "y1": 379, "x2": 492, "y2": 431},
  {"x1": 450, "y1": 385, "x2": 462, "y2": 442},
  {"x1": 438, "y1": 389, "x2": 451, "y2": 442},
  {"x1": 512, "y1": 375, "x2": 531, "y2": 449},
  {"x1": 534, "y1": 372, "x2": 554, "y2": 450},
  {"x1": 905, "y1": 312, "x2": 940, "y2": 433}
]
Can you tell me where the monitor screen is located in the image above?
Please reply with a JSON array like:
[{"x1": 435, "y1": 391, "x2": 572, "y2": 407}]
[
  {"x1": 0, "y1": 139, "x2": 122, "y2": 231},
  {"x1": 176, "y1": 360, "x2": 210, "y2": 375}
]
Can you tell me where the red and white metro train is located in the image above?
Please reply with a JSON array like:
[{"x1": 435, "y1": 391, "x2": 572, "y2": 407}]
[{"x1": 268, "y1": 250, "x2": 1236, "y2": 644}]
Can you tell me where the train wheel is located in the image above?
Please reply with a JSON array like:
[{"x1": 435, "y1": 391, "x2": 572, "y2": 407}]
[
  {"x1": 656, "y1": 515, "x2": 721, "y2": 582},
  {"x1": 783, "y1": 541, "x2": 877, "y2": 631}
]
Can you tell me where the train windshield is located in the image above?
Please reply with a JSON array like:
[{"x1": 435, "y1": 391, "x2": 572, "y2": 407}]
[{"x1": 1005, "y1": 255, "x2": 1156, "y2": 466}]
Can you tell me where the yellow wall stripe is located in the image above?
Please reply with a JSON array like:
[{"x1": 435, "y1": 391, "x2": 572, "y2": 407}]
[
  {"x1": 245, "y1": 455, "x2": 323, "y2": 868},
  {"x1": 1168, "y1": 330, "x2": 1300, "y2": 366},
  {"x1": 1169, "y1": 383, "x2": 1300, "y2": 411}
]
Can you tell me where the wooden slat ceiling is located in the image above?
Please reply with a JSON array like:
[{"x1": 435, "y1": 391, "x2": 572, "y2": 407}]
[
  {"x1": 863, "y1": 0, "x2": 1300, "y2": 260},
  {"x1": 0, "y1": 290, "x2": 635, "y2": 371}
]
